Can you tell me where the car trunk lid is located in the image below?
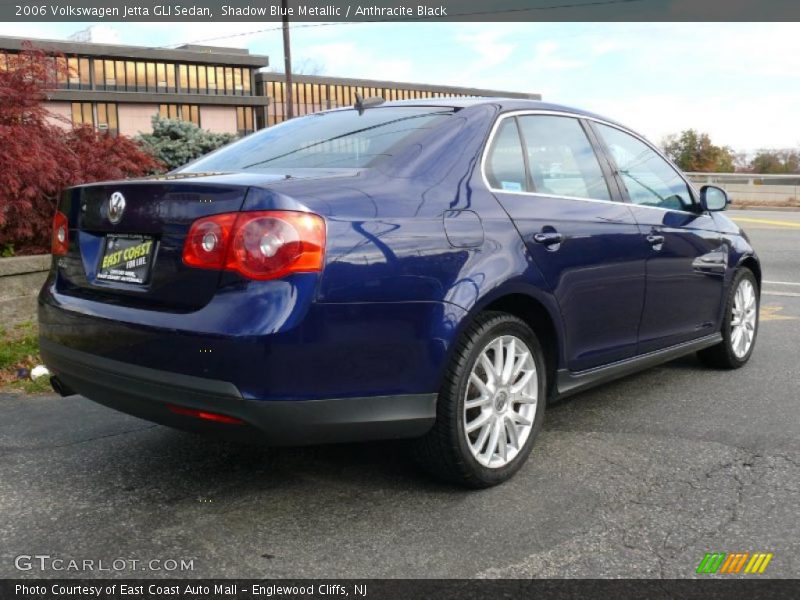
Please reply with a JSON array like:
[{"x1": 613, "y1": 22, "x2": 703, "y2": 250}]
[{"x1": 56, "y1": 178, "x2": 249, "y2": 312}]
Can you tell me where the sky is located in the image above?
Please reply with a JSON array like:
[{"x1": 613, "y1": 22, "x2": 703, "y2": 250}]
[{"x1": 1, "y1": 21, "x2": 798, "y2": 152}]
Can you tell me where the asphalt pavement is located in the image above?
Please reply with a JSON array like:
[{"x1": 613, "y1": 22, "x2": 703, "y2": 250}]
[{"x1": 1, "y1": 210, "x2": 798, "y2": 579}]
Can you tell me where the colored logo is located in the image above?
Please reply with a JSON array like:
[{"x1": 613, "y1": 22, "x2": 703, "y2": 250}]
[
  {"x1": 696, "y1": 552, "x2": 773, "y2": 574},
  {"x1": 108, "y1": 191, "x2": 126, "y2": 224}
]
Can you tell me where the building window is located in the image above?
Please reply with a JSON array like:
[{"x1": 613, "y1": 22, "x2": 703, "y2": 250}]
[
  {"x1": 243, "y1": 68, "x2": 251, "y2": 94},
  {"x1": 178, "y1": 65, "x2": 188, "y2": 92},
  {"x1": 166, "y1": 63, "x2": 176, "y2": 91},
  {"x1": 125, "y1": 61, "x2": 136, "y2": 91},
  {"x1": 188, "y1": 64, "x2": 198, "y2": 93},
  {"x1": 198, "y1": 65, "x2": 206, "y2": 92},
  {"x1": 71, "y1": 102, "x2": 118, "y2": 136},
  {"x1": 207, "y1": 66, "x2": 217, "y2": 93},
  {"x1": 146, "y1": 62, "x2": 156, "y2": 90},
  {"x1": 216, "y1": 66, "x2": 225, "y2": 93},
  {"x1": 135, "y1": 62, "x2": 146, "y2": 91},
  {"x1": 93, "y1": 59, "x2": 104, "y2": 88},
  {"x1": 159, "y1": 104, "x2": 200, "y2": 127},
  {"x1": 236, "y1": 107, "x2": 255, "y2": 135},
  {"x1": 71, "y1": 102, "x2": 92, "y2": 126},
  {"x1": 96, "y1": 103, "x2": 119, "y2": 136}
]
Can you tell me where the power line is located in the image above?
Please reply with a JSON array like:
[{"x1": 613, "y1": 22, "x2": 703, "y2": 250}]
[{"x1": 160, "y1": 0, "x2": 649, "y2": 47}]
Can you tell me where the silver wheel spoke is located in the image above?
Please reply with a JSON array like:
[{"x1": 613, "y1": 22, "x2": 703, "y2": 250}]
[
  {"x1": 479, "y1": 354, "x2": 497, "y2": 385},
  {"x1": 492, "y1": 339, "x2": 504, "y2": 376},
  {"x1": 484, "y1": 419, "x2": 501, "y2": 463},
  {"x1": 473, "y1": 419, "x2": 493, "y2": 454},
  {"x1": 511, "y1": 352, "x2": 529, "y2": 379},
  {"x1": 514, "y1": 393, "x2": 537, "y2": 404},
  {"x1": 465, "y1": 394, "x2": 490, "y2": 410},
  {"x1": 510, "y1": 369, "x2": 535, "y2": 393},
  {"x1": 505, "y1": 416, "x2": 520, "y2": 449},
  {"x1": 497, "y1": 421, "x2": 508, "y2": 462},
  {"x1": 500, "y1": 337, "x2": 516, "y2": 383},
  {"x1": 510, "y1": 412, "x2": 532, "y2": 427},
  {"x1": 469, "y1": 372, "x2": 491, "y2": 398},
  {"x1": 466, "y1": 411, "x2": 491, "y2": 434}
]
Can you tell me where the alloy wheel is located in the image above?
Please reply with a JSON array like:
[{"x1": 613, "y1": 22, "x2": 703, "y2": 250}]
[
  {"x1": 731, "y1": 278, "x2": 757, "y2": 358},
  {"x1": 463, "y1": 335, "x2": 538, "y2": 468}
]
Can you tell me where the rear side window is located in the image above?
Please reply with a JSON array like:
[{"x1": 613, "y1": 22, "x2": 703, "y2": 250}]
[
  {"x1": 517, "y1": 116, "x2": 611, "y2": 201},
  {"x1": 485, "y1": 119, "x2": 527, "y2": 192},
  {"x1": 594, "y1": 123, "x2": 694, "y2": 211}
]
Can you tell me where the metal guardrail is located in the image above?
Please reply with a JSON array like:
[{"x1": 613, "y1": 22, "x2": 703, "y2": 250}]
[{"x1": 685, "y1": 172, "x2": 799, "y2": 206}]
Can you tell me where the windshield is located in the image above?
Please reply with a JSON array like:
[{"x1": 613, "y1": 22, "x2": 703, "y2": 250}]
[{"x1": 181, "y1": 107, "x2": 454, "y2": 172}]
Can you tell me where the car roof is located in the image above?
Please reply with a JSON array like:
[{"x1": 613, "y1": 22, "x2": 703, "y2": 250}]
[{"x1": 346, "y1": 97, "x2": 626, "y2": 129}]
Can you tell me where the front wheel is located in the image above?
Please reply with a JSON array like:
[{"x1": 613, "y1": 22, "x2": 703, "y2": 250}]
[
  {"x1": 412, "y1": 312, "x2": 547, "y2": 488},
  {"x1": 697, "y1": 268, "x2": 759, "y2": 369}
]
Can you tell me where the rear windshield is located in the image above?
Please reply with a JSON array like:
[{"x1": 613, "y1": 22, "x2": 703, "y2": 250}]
[{"x1": 181, "y1": 107, "x2": 453, "y2": 172}]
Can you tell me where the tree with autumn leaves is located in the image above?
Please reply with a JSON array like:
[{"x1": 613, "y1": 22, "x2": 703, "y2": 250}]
[{"x1": 0, "y1": 47, "x2": 163, "y2": 255}]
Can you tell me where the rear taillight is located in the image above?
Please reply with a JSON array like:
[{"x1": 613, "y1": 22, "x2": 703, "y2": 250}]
[
  {"x1": 52, "y1": 211, "x2": 69, "y2": 256},
  {"x1": 183, "y1": 213, "x2": 237, "y2": 270},
  {"x1": 182, "y1": 210, "x2": 326, "y2": 281}
]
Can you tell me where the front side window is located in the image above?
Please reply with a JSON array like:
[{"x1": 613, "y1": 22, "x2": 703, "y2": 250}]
[
  {"x1": 518, "y1": 115, "x2": 611, "y2": 201},
  {"x1": 182, "y1": 107, "x2": 453, "y2": 172},
  {"x1": 595, "y1": 123, "x2": 693, "y2": 211}
]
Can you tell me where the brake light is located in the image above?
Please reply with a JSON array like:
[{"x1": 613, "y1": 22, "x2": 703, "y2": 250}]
[
  {"x1": 167, "y1": 404, "x2": 244, "y2": 425},
  {"x1": 182, "y1": 210, "x2": 326, "y2": 281},
  {"x1": 52, "y1": 211, "x2": 69, "y2": 256},
  {"x1": 183, "y1": 213, "x2": 237, "y2": 269}
]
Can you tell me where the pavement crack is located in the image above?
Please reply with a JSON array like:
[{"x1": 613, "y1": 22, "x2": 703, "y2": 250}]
[{"x1": 0, "y1": 424, "x2": 159, "y2": 455}]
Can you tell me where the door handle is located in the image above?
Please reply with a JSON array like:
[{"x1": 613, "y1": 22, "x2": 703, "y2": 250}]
[
  {"x1": 533, "y1": 231, "x2": 563, "y2": 245},
  {"x1": 647, "y1": 234, "x2": 665, "y2": 247}
]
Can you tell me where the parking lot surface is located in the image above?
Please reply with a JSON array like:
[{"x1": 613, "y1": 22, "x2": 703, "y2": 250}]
[{"x1": 1, "y1": 210, "x2": 798, "y2": 579}]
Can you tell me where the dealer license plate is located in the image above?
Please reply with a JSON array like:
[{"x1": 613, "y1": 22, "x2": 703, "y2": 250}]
[{"x1": 96, "y1": 234, "x2": 155, "y2": 285}]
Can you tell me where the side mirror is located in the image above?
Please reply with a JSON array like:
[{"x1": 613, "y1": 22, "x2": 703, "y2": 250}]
[{"x1": 700, "y1": 185, "x2": 730, "y2": 212}]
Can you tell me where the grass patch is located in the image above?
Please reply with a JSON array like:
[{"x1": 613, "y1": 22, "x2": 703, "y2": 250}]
[{"x1": 0, "y1": 321, "x2": 51, "y2": 394}]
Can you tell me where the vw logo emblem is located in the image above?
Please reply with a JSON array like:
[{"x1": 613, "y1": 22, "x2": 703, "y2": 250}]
[{"x1": 108, "y1": 192, "x2": 126, "y2": 224}]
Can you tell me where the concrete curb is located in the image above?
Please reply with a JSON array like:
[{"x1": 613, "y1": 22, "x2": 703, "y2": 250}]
[
  {"x1": 0, "y1": 255, "x2": 50, "y2": 327},
  {"x1": 0, "y1": 254, "x2": 51, "y2": 277}
]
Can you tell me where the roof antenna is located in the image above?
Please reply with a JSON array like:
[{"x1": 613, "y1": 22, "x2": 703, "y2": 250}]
[{"x1": 354, "y1": 93, "x2": 386, "y2": 115}]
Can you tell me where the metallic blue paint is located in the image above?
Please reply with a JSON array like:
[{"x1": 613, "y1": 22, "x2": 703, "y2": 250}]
[{"x1": 39, "y1": 99, "x2": 759, "y2": 417}]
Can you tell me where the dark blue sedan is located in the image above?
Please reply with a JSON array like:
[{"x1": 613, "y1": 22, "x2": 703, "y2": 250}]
[{"x1": 39, "y1": 98, "x2": 760, "y2": 487}]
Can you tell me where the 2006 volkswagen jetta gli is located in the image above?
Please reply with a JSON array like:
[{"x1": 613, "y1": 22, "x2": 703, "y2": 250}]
[{"x1": 39, "y1": 98, "x2": 760, "y2": 487}]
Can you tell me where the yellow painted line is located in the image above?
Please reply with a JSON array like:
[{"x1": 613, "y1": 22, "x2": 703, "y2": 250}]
[
  {"x1": 732, "y1": 217, "x2": 800, "y2": 228},
  {"x1": 760, "y1": 305, "x2": 798, "y2": 321}
]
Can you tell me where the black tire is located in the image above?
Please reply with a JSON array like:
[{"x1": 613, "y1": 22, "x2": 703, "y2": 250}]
[
  {"x1": 697, "y1": 268, "x2": 759, "y2": 369},
  {"x1": 412, "y1": 311, "x2": 547, "y2": 488}
]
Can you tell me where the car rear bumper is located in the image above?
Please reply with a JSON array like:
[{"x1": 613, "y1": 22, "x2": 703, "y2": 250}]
[{"x1": 40, "y1": 338, "x2": 436, "y2": 445}]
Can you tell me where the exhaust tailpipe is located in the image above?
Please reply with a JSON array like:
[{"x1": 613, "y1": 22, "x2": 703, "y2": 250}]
[{"x1": 50, "y1": 376, "x2": 75, "y2": 397}]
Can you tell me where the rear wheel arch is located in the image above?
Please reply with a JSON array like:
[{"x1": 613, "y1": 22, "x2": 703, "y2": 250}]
[{"x1": 444, "y1": 290, "x2": 563, "y2": 401}]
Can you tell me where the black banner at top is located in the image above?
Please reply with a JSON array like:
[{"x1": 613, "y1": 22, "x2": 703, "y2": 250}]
[{"x1": 4, "y1": 0, "x2": 800, "y2": 22}]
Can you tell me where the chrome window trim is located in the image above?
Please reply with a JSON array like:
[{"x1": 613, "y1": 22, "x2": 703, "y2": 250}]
[{"x1": 479, "y1": 109, "x2": 701, "y2": 217}]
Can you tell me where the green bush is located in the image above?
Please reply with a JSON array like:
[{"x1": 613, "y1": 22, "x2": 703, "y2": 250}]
[{"x1": 136, "y1": 117, "x2": 238, "y2": 171}]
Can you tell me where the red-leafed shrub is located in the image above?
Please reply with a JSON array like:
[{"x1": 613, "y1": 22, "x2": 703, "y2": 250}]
[{"x1": 0, "y1": 46, "x2": 163, "y2": 255}]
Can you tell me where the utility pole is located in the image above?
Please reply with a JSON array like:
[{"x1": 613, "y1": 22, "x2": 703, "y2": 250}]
[{"x1": 281, "y1": 0, "x2": 294, "y2": 119}]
